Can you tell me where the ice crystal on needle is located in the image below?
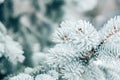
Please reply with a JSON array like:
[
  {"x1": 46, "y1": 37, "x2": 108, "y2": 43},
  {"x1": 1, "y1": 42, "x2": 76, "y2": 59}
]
[
  {"x1": 47, "y1": 44, "x2": 76, "y2": 66},
  {"x1": 35, "y1": 74, "x2": 56, "y2": 80},
  {"x1": 7, "y1": 16, "x2": 120, "y2": 80},
  {"x1": 9, "y1": 73, "x2": 34, "y2": 80},
  {"x1": 96, "y1": 16, "x2": 120, "y2": 80},
  {"x1": 51, "y1": 20, "x2": 76, "y2": 43},
  {"x1": 4, "y1": 36, "x2": 25, "y2": 64},
  {"x1": 98, "y1": 16, "x2": 120, "y2": 57},
  {"x1": 0, "y1": 22, "x2": 25, "y2": 65},
  {"x1": 52, "y1": 20, "x2": 100, "y2": 53}
]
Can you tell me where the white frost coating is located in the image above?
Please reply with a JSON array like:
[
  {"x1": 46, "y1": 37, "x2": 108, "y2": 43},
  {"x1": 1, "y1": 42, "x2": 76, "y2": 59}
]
[
  {"x1": 0, "y1": 22, "x2": 25, "y2": 65},
  {"x1": 52, "y1": 20, "x2": 76, "y2": 43},
  {"x1": 62, "y1": 61, "x2": 105, "y2": 80},
  {"x1": 35, "y1": 74, "x2": 56, "y2": 80},
  {"x1": 95, "y1": 59, "x2": 120, "y2": 80},
  {"x1": 4, "y1": 36, "x2": 25, "y2": 64},
  {"x1": 98, "y1": 16, "x2": 120, "y2": 66},
  {"x1": 47, "y1": 44, "x2": 76, "y2": 66},
  {"x1": 24, "y1": 67, "x2": 34, "y2": 74},
  {"x1": 62, "y1": 62, "x2": 84, "y2": 80},
  {"x1": 82, "y1": 63, "x2": 106, "y2": 80},
  {"x1": 9, "y1": 73, "x2": 34, "y2": 80},
  {"x1": 97, "y1": 16, "x2": 120, "y2": 80},
  {"x1": 71, "y1": 20, "x2": 100, "y2": 52},
  {"x1": 96, "y1": 50, "x2": 120, "y2": 80},
  {"x1": 47, "y1": 70, "x2": 59, "y2": 80},
  {"x1": 7, "y1": 16, "x2": 120, "y2": 80},
  {"x1": 99, "y1": 16, "x2": 120, "y2": 56},
  {"x1": 52, "y1": 20, "x2": 100, "y2": 52}
]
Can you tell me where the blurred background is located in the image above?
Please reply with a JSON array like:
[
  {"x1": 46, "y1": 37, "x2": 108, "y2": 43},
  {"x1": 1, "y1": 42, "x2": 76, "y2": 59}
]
[{"x1": 1, "y1": 0, "x2": 120, "y2": 79}]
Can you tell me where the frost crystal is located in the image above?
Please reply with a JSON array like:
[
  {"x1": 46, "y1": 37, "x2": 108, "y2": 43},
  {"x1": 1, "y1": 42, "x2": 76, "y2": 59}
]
[
  {"x1": 98, "y1": 16, "x2": 120, "y2": 67},
  {"x1": 6, "y1": 16, "x2": 120, "y2": 80},
  {"x1": 99, "y1": 16, "x2": 120, "y2": 57},
  {"x1": 62, "y1": 61, "x2": 105, "y2": 80},
  {"x1": 52, "y1": 20, "x2": 76, "y2": 43},
  {"x1": 0, "y1": 22, "x2": 25, "y2": 65},
  {"x1": 71, "y1": 20, "x2": 100, "y2": 52},
  {"x1": 47, "y1": 70, "x2": 59, "y2": 80},
  {"x1": 52, "y1": 20, "x2": 100, "y2": 52},
  {"x1": 35, "y1": 74, "x2": 56, "y2": 80},
  {"x1": 96, "y1": 16, "x2": 120, "y2": 80},
  {"x1": 47, "y1": 44, "x2": 76, "y2": 66},
  {"x1": 9, "y1": 73, "x2": 34, "y2": 80},
  {"x1": 4, "y1": 36, "x2": 25, "y2": 64}
]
